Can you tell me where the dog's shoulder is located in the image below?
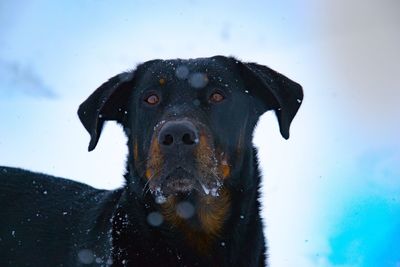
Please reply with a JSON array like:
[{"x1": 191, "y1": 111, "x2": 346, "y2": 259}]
[
  {"x1": 0, "y1": 166, "x2": 123, "y2": 266},
  {"x1": 0, "y1": 166, "x2": 123, "y2": 220},
  {"x1": 0, "y1": 166, "x2": 99, "y2": 205},
  {"x1": 1, "y1": 166, "x2": 90, "y2": 189}
]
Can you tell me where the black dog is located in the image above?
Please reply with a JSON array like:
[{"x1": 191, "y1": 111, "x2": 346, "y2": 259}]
[{"x1": 0, "y1": 56, "x2": 303, "y2": 266}]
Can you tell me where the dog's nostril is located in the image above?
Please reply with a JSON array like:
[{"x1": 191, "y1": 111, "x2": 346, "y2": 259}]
[
  {"x1": 158, "y1": 121, "x2": 199, "y2": 147},
  {"x1": 182, "y1": 133, "x2": 195, "y2": 145},
  {"x1": 163, "y1": 134, "x2": 174, "y2": 146}
]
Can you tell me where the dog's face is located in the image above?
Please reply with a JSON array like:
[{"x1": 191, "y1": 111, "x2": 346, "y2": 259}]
[
  {"x1": 78, "y1": 56, "x2": 303, "y2": 203},
  {"x1": 128, "y1": 58, "x2": 256, "y2": 200}
]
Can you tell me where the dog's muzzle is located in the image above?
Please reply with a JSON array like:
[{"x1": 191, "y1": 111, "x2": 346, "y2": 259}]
[{"x1": 146, "y1": 119, "x2": 222, "y2": 204}]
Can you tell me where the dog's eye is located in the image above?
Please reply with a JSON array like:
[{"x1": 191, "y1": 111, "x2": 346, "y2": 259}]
[
  {"x1": 209, "y1": 92, "x2": 225, "y2": 103},
  {"x1": 144, "y1": 94, "x2": 160, "y2": 105}
]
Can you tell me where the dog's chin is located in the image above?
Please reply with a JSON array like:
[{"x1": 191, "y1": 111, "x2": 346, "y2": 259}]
[
  {"x1": 150, "y1": 168, "x2": 197, "y2": 203},
  {"x1": 162, "y1": 177, "x2": 195, "y2": 195},
  {"x1": 161, "y1": 167, "x2": 196, "y2": 195},
  {"x1": 150, "y1": 167, "x2": 223, "y2": 204}
]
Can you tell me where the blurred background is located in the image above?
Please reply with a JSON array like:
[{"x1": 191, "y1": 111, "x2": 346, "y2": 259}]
[{"x1": 0, "y1": 0, "x2": 399, "y2": 266}]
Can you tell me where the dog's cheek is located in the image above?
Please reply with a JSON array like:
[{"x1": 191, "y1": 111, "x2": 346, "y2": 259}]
[
  {"x1": 195, "y1": 132, "x2": 216, "y2": 174},
  {"x1": 218, "y1": 153, "x2": 230, "y2": 179},
  {"x1": 133, "y1": 138, "x2": 139, "y2": 164},
  {"x1": 220, "y1": 123, "x2": 248, "y2": 179},
  {"x1": 145, "y1": 135, "x2": 163, "y2": 180},
  {"x1": 235, "y1": 124, "x2": 246, "y2": 160}
]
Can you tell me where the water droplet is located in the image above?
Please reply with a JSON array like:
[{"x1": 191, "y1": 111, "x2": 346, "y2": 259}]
[
  {"x1": 176, "y1": 201, "x2": 195, "y2": 219},
  {"x1": 155, "y1": 194, "x2": 166, "y2": 204},
  {"x1": 118, "y1": 72, "x2": 134, "y2": 82},
  {"x1": 78, "y1": 249, "x2": 94, "y2": 264},
  {"x1": 189, "y1": 73, "x2": 208, "y2": 89},
  {"x1": 200, "y1": 183, "x2": 210, "y2": 195},
  {"x1": 147, "y1": 212, "x2": 164, "y2": 226},
  {"x1": 175, "y1": 65, "x2": 189, "y2": 79},
  {"x1": 211, "y1": 188, "x2": 219, "y2": 197}
]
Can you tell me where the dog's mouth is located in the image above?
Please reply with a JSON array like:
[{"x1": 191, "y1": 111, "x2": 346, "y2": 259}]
[
  {"x1": 149, "y1": 166, "x2": 222, "y2": 204},
  {"x1": 163, "y1": 167, "x2": 195, "y2": 194},
  {"x1": 142, "y1": 120, "x2": 230, "y2": 204}
]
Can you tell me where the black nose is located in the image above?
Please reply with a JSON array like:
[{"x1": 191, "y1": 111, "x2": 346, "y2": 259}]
[{"x1": 158, "y1": 120, "x2": 199, "y2": 148}]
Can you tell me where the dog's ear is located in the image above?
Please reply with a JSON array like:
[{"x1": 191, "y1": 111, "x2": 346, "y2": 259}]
[
  {"x1": 240, "y1": 61, "x2": 303, "y2": 139},
  {"x1": 78, "y1": 72, "x2": 134, "y2": 151}
]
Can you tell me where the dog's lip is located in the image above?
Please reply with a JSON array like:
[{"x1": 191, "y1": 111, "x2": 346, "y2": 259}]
[
  {"x1": 162, "y1": 167, "x2": 196, "y2": 193},
  {"x1": 150, "y1": 167, "x2": 223, "y2": 202},
  {"x1": 151, "y1": 176, "x2": 196, "y2": 204},
  {"x1": 164, "y1": 177, "x2": 195, "y2": 193}
]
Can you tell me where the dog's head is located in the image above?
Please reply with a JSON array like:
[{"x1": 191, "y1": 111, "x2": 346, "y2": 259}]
[{"x1": 78, "y1": 56, "x2": 302, "y2": 203}]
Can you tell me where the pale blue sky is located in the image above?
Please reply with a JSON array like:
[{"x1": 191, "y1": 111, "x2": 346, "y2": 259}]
[{"x1": 0, "y1": 1, "x2": 399, "y2": 266}]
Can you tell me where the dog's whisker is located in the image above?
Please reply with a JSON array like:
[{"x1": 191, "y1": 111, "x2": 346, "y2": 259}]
[{"x1": 142, "y1": 169, "x2": 163, "y2": 196}]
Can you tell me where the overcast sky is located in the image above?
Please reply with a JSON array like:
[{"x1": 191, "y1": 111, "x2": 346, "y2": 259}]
[{"x1": 0, "y1": 1, "x2": 399, "y2": 266}]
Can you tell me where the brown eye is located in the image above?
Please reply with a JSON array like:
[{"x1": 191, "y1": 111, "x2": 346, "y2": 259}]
[
  {"x1": 144, "y1": 94, "x2": 160, "y2": 105},
  {"x1": 210, "y1": 92, "x2": 225, "y2": 103}
]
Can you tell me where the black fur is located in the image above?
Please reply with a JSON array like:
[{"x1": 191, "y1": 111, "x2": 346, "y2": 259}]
[{"x1": 0, "y1": 56, "x2": 303, "y2": 266}]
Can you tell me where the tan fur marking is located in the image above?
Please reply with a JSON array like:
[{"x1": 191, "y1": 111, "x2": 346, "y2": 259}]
[
  {"x1": 146, "y1": 136, "x2": 162, "y2": 180},
  {"x1": 161, "y1": 189, "x2": 230, "y2": 254},
  {"x1": 198, "y1": 188, "x2": 230, "y2": 236},
  {"x1": 195, "y1": 132, "x2": 216, "y2": 177},
  {"x1": 220, "y1": 158, "x2": 230, "y2": 179},
  {"x1": 145, "y1": 169, "x2": 153, "y2": 179}
]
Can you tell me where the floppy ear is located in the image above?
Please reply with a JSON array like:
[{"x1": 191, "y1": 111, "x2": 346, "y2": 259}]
[
  {"x1": 78, "y1": 71, "x2": 134, "y2": 151},
  {"x1": 240, "y1": 62, "x2": 303, "y2": 139}
]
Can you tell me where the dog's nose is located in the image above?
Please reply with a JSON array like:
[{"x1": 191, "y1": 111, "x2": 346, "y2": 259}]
[{"x1": 158, "y1": 120, "x2": 199, "y2": 148}]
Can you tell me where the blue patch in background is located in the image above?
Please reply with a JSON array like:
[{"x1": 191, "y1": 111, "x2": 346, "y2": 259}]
[{"x1": 327, "y1": 149, "x2": 400, "y2": 267}]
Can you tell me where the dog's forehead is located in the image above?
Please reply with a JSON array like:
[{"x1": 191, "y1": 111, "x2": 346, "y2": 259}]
[{"x1": 138, "y1": 58, "x2": 236, "y2": 88}]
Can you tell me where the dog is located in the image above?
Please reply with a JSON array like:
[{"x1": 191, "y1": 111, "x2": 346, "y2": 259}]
[{"x1": 0, "y1": 56, "x2": 303, "y2": 266}]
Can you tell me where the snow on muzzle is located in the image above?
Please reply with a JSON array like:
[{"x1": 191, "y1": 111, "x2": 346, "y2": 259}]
[{"x1": 144, "y1": 120, "x2": 228, "y2": 203}]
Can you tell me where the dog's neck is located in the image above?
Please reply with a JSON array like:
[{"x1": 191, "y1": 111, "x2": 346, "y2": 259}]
[
  {"x1": 160, "y1": 186, "x2": 231, "y2": 251},
  {"x1": 112, "y1": 147, "x2": 265, "y2": 265}
]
